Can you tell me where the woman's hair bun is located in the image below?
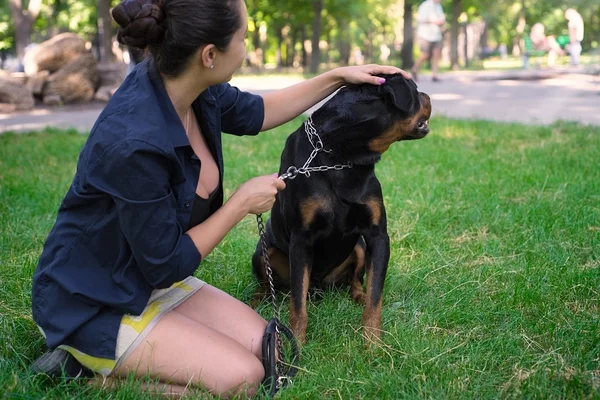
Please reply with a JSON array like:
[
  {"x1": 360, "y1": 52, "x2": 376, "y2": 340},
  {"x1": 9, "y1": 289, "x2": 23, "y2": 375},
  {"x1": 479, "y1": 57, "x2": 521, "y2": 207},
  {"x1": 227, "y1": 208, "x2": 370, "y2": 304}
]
[{"x1": 112, "y1": 0, "x2": 166, "y2": 49}]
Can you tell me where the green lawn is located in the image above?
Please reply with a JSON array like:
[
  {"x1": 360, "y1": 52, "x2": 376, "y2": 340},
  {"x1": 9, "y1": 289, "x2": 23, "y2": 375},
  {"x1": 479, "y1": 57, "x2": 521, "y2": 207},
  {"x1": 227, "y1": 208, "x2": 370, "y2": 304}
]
[{"x1": 1, "y1": 118, "x2": 599, "y2": 399}]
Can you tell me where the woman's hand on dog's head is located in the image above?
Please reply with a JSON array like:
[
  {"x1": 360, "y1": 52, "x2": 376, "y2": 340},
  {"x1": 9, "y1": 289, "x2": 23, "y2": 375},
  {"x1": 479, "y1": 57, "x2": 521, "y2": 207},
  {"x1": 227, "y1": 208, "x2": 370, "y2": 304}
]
[
  {"x1": 334, "y1": 64, "x2": 410, "y2": 86},
  {"x1": 229, "y1": 175, "x2": 286, "y2": 216}
]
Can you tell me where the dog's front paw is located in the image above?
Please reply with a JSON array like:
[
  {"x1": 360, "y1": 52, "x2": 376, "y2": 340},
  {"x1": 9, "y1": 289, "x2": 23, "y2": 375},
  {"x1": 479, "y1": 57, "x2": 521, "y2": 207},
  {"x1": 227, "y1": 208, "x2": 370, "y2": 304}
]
[
  {"x1": 361, "y1": 307, "x2": 382, "y2": 347},
  {"x1": 362, "y1": 326, "x2": 382, "y2": 347},
  {"x1": 351, "y1": 289, "x2": 367, "y2": 305}
]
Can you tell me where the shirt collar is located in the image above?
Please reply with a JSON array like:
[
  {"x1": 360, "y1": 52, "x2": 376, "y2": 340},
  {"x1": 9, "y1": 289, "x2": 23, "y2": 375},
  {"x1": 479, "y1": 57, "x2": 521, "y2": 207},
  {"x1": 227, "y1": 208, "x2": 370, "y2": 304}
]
[{"x1": 144, "y1": 59, "x2": 216, "y2": 148}]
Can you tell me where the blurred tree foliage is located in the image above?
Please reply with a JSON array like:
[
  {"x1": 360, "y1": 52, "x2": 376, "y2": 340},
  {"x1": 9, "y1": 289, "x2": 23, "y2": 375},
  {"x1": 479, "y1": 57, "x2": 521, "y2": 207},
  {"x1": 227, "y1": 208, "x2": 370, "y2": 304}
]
[{"x1": 1, "y1": 0, "x2": 598, "y2": 70}]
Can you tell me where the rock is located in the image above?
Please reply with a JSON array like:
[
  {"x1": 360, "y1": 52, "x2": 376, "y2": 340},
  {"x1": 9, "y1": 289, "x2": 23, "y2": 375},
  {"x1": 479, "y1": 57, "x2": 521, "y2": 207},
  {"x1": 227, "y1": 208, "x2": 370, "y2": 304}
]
[
  {"x1": 23, "y1": 33, "x2": 88, "y2": 75},
  {"x1": 0, "y1": 70, "x2": 27, "y2": 85},
  {"x1": 42, "y1": 94, "x2": 62, "y2": 106},
  {"x1": 94, "y1": 85, "x2": 116, "y2": 102},
  {"x1": 44, "y1": 53, "x2": 98, "y2": 104},
  {"x1": 0, "y1": 103, "x2": 17, "y2": 113},
  {"x1": 25, "y1": 70, "x2": 50, "y2": 96},
  {"x1": 0, "y1": 76, "x2": 35, "y2": 110},
  {"x1": 96, "y1": 62, "x2": 126, "y2": 87}
]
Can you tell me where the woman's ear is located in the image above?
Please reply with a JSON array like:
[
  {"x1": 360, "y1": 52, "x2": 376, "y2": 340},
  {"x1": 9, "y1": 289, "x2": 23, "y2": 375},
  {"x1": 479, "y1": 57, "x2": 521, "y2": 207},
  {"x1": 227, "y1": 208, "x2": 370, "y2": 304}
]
[{"x1": 200, "y1": 44, "x2": 217, "y2": 69}]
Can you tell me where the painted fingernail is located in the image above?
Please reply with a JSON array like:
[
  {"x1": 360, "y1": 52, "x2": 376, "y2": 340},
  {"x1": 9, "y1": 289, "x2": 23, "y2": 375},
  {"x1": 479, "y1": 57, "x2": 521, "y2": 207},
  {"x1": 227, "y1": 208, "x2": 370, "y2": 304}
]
[{"x1": 378, "y1": 78, "x2": 386, "y2": 84}]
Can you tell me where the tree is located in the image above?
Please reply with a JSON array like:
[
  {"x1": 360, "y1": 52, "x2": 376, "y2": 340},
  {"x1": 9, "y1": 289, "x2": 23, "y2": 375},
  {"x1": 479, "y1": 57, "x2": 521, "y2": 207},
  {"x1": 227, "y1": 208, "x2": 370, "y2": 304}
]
[
  {"x1": 310, "y1": 0, "x2": 323, "y2": 73},
  {"x1": 450, "y1": 0, "x2": 462, "y2": 69},
  {"x1": 9, "y1": 0, "x2": 42, "y2": 63},
  {"x1": 401, "y1": 0, "x2": 415, "y2": 69},
  {"x1": 96, "y1": 0, "x2": 114, "y2": 62}
]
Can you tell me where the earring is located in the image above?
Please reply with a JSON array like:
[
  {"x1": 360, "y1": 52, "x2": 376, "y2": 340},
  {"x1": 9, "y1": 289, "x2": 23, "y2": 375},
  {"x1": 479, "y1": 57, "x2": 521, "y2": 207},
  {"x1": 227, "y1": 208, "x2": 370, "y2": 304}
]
[{"x1": 210, "y1": 65, "x2": 214, "y2": 69}]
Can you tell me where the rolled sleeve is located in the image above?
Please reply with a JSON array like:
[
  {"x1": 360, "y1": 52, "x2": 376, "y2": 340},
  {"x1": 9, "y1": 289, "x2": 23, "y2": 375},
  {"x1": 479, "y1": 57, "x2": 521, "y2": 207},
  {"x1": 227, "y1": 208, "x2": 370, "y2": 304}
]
[
  {"x1": 88, "y1": 139, "x2": 201, "y2": 289},
  {"x1": 216, "y1": 83, "x2": 265, "y2": 136}
]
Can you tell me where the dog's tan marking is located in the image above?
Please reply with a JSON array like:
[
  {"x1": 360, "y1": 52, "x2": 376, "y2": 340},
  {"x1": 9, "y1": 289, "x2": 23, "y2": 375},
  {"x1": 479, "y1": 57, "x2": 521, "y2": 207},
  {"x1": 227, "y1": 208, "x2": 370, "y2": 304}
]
[
  {"x1": 322, "y1": 254, "x2": 353, "y2": 287},
  {"x1": 362, "y1": 261, "x2": 383, "y2": 344},
  {"x1": 350, "y1": 244, "x2": 367, "y2": 304},
  {"x1": 368, "y1": 120, "x2": 407, "y2": 154},
  {"x1": 368, "y1": 95, "x2": 432, "y2": 154},
  {"x1": 290, "y1": 266, "x2": 310, "y2": 343},
  {"x1": 300, "y1": 196, "x2": 330, "y2": 229},
  {"x1": 364, "y1": 198, "x2": 382, "y2": 226}
]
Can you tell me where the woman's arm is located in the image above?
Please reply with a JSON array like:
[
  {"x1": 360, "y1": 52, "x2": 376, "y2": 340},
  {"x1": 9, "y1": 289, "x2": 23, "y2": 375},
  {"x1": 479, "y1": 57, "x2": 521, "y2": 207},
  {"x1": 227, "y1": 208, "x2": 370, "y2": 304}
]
[{"x1": 260, "y1": 65, "x2": 409, "y2": 131}]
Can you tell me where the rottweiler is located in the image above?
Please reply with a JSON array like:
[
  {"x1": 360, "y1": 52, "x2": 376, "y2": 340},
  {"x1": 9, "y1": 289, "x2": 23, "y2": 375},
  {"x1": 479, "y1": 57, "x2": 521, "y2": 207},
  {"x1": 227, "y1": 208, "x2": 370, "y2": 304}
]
[{"x1": 252, "y1": 74, "x2": 432, "y2": 345}]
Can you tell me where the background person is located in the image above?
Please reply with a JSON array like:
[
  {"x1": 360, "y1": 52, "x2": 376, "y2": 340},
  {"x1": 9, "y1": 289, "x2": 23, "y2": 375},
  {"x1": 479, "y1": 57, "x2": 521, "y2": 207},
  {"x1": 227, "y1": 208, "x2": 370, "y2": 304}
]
[
  {"x1": 564, "y1": 8, "x2": 584, "y2": 66},
  {"x1": 412, "y1": 0, "x2": 446, "y2": 82}
]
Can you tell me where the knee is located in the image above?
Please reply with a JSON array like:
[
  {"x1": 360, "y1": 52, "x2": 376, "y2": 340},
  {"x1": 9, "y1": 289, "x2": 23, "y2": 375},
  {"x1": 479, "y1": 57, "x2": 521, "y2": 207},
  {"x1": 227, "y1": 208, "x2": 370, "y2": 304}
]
[
  {"x1": 214, "y1": 356, "x2": 264, "y2": 398},
  {"x1": 247, "y1": 318, "x2": 267, "y2": 360}
]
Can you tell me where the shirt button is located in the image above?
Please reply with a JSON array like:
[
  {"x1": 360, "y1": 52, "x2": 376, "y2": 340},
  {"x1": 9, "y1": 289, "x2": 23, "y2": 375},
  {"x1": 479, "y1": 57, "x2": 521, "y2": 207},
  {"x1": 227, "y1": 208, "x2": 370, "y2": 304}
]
[{"x1": 184, "y1": 200, "x2": 190, "y2": 208}]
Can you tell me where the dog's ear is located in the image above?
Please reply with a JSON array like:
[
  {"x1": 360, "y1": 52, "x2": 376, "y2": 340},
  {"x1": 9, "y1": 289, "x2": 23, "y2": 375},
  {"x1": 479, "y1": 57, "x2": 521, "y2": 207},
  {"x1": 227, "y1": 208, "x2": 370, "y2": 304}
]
[{"x1": 379, "y1": 77, "x2": 419, "y2": 113}]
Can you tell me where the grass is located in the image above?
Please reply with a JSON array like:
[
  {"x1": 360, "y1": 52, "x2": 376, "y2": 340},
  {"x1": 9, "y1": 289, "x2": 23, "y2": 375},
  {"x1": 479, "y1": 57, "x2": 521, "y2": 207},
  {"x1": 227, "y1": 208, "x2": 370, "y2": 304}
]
[{"x1": 1, "y1": 118, "x2": 599, "y2": 399}]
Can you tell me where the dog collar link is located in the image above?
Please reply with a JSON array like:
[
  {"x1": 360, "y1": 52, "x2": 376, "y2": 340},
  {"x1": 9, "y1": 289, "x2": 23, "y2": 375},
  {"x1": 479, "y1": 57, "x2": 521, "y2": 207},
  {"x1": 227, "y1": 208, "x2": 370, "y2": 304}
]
[{"x1": 278, "y1": 117, "x2": 353, "y2": 181}]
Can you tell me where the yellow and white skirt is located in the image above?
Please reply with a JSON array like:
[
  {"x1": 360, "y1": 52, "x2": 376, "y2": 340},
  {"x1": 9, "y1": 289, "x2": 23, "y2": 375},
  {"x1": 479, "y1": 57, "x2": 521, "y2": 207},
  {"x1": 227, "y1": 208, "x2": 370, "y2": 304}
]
[{"x1": 56, "y1": 276, "x2": 206, "y2": 376}]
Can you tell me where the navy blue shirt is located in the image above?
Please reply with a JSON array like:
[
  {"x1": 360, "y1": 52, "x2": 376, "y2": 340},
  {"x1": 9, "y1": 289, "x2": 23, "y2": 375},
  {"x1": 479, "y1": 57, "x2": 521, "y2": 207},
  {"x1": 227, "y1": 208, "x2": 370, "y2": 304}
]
[{"x1": 31, "y1": 59, "x2": 265, "y2": 360}]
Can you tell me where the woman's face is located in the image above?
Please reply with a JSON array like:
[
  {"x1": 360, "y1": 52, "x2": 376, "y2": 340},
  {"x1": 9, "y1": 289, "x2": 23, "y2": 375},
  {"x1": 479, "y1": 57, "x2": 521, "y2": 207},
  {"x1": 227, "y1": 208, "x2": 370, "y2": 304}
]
[{"x1": 215, "y1": 0, "x2": 248, "y2": 82}]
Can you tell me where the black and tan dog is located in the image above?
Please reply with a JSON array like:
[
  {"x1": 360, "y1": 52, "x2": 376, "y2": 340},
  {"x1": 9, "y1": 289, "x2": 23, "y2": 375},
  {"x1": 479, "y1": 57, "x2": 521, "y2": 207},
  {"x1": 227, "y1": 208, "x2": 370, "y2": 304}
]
[{"x1": 252, "y1": 74, "x2": 431, "y2": 344}]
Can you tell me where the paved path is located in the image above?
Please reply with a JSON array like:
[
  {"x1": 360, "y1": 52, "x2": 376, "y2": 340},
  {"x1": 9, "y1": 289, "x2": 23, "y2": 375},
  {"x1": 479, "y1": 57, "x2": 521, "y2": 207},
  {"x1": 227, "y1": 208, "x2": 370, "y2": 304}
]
[{"x1": 1, "y1": 69, "x2": 599, "y2": 134}]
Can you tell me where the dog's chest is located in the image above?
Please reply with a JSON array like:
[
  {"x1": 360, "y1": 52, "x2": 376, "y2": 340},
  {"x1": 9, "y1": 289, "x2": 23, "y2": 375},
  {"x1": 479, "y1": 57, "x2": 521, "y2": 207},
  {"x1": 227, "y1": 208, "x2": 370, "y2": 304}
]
[{"x1": 299, "y1": 197, "x2": 380, "y2": 235}]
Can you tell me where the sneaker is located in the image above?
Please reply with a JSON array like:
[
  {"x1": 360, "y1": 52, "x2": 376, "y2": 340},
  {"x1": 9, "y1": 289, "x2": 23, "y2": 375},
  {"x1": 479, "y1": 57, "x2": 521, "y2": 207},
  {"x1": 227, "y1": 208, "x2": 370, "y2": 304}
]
[{"x1": 30, "y1": 348, "x2": 93, "y2": 380}]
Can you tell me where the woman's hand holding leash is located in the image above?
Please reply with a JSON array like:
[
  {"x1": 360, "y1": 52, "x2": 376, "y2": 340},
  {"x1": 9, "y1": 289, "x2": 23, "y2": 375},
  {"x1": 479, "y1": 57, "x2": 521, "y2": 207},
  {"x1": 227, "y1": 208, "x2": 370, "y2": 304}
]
[{"x1": 231, "y1": 175, "x2": 286, "y2": 215}]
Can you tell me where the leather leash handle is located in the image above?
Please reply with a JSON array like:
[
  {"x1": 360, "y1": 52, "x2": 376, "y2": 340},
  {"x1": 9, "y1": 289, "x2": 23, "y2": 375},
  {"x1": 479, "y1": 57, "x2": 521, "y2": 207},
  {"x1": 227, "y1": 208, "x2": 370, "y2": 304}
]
[{"x1": 261, "y1": 318, "x2": 300, "y2": 397}]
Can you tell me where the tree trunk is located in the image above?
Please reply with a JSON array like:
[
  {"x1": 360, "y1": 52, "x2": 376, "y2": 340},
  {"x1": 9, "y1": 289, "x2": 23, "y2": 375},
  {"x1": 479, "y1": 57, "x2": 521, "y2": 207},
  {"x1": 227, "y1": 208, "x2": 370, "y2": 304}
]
[
  {"x1": 9, "y1": 0, "x2": 43, "y2": 63},
  {"x1": 325, "y1": 30, "x2": 331, "y2": 66},
  {"x1": 364, "y1": 30, "x2": 374, "y2": 63},
  {"x1": 288, "y1": 28, "x2": 297, "y2": 67},
  {"x1": 276, "y1": 27, "x2": 283, "y2": 69},
  {"x1": 252, "y1": 20, "x2": 261, "y2": 51},
  {"x1": 463, "y1": 22, "x2": 469, "y2": 67},
  {"x1": 450, "y1": 0, "x2": 461, "y2": 69},
  {"x1": 310, "y1": 0, "x2": 323, "y2": 74},
  {"x1": 479, "y1": 21, "x2": 489, "y2": 55},
  {"x1": 513, "y1": 0, "x2": 526, "y2": 56},
  {"x1": 401, "y1": 0, "x2": 414, "y2": 69},
  {"x1": 301, "y1": 25, "x2": 308, "y2": 68},
  {"x1": 338, "y1": 19, "x2": 351, "y2": 66},
  {"x1": 97, "y1": 0, "x2": 115, "y2": 62}
]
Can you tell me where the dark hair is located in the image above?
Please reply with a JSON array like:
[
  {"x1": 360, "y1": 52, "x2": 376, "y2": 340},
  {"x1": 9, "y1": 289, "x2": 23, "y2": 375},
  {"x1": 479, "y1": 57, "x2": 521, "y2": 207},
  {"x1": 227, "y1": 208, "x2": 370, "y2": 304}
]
[{"x1": 112, "y1": 0, "x2": 242, "y2": 77}]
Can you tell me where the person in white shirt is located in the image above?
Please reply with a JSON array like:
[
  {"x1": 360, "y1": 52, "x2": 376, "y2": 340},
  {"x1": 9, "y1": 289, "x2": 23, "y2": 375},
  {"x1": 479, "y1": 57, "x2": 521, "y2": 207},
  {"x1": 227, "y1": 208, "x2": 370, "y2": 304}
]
[
  {"x1": 565, "y1": 8, "x2": 584, "y2": 66},
  {"x1": 412, "y1": 0, "x2": 445, "y2": 82}
]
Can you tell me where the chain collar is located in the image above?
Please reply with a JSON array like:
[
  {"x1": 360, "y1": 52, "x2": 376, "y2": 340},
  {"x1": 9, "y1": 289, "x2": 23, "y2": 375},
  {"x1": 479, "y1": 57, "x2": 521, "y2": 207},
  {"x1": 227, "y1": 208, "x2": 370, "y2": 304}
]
[{"x1": 278, "y1": 117, "x2": 353, "y2": 181}]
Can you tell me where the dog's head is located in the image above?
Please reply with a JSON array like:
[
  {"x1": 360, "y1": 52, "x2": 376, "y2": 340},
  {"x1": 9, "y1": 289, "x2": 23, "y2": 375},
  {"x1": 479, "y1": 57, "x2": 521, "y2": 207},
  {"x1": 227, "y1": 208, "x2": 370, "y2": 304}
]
[{"x1": 311, "y1": 74, "x2": 431, "y2": 165}]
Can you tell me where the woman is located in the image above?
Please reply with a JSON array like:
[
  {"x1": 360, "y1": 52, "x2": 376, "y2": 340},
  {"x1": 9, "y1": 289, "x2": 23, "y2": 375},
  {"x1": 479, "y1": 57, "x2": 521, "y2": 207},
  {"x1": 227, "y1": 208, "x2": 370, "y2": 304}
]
[
  {"x1": 529, "y1": 23, "x2": 564, "y2": 66},
  {"x1": 31, "y1": 0, "x2": 408, "y2": 397}
]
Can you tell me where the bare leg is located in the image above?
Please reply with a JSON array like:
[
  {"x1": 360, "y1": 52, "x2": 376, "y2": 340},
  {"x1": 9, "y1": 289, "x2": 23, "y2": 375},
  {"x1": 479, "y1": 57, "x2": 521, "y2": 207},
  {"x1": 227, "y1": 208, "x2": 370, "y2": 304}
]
[
  {"x1": 112, "y1": 285, "x2": 266, "y2": 398},
  {"x1": 431, "y1": 46, "x2": 442, "y2": 80},
  {"x1": 173, "y1": 285, "x2": 267, "y2": 359},
  {"x1": 412, "y1": 52, "x2": 430, "y2": 80}
]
